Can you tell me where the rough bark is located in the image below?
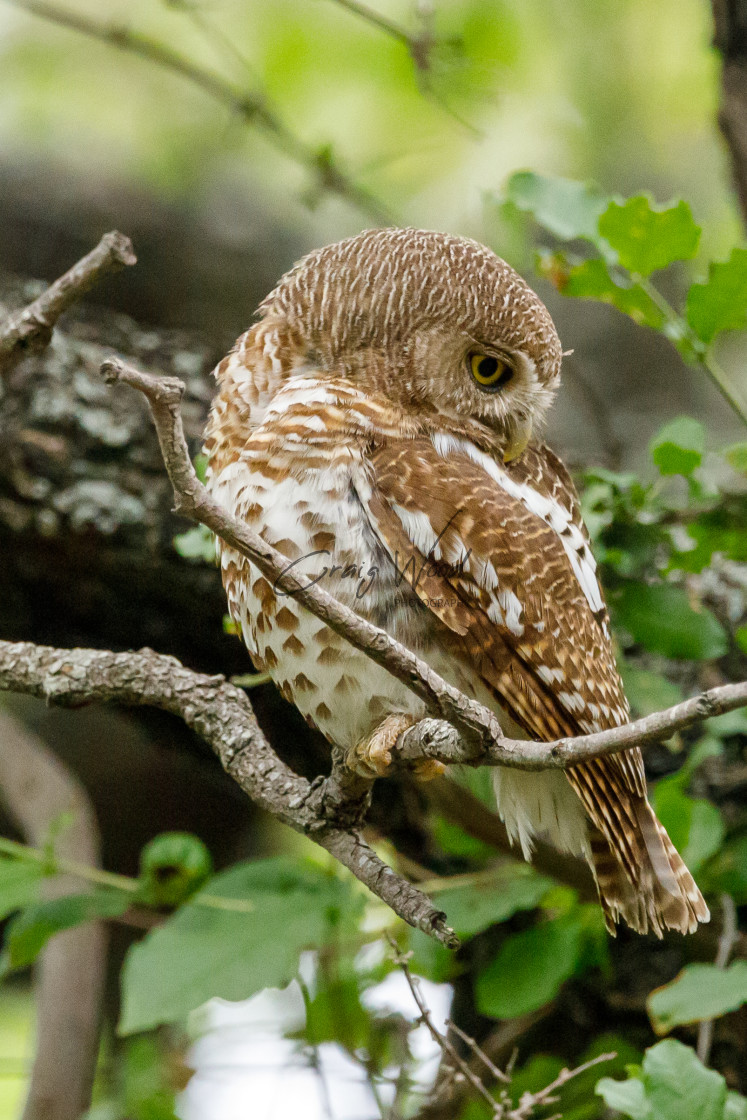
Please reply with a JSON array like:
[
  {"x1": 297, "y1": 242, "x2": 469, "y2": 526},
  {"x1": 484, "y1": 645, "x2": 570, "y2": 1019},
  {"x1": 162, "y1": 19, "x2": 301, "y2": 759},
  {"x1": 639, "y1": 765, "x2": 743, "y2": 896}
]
[{"x1": 0, "y1": 271, "x2": 243, "y2": 672}]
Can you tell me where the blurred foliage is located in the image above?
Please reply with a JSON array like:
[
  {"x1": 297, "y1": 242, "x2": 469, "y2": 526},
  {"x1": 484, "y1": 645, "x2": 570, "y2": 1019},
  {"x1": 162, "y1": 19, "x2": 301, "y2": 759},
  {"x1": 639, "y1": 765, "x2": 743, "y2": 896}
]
[{"x1": 0, "y1": 0, "x2": 740, "y2": 244}]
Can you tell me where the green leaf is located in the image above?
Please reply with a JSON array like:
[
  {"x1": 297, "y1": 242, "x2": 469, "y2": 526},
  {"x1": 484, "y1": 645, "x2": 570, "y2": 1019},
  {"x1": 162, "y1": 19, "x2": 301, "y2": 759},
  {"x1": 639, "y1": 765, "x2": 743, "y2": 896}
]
[
  {"x1": 651, "y1": 416, "x2": 705, "y2": 476},
  {"x1": 431, "y1": 816, "x2": 494, "y2": 862},
  {"x1": 613, "y1": 582, "x2": 728, "y2": 660},
  {"x1": 561, "y1": 256, "x2": 665, "y2": 328},
  {"x1": 619, "y1": 664, "x2": 683, "y2": 717},
  {"x1": 724, "y1": 442, "x2": 747, "y2": 475},
  {"x1": 119, "y1": 857, "x2": 359, "y2": 1035},
  {"x1": 596, "y1": 1075, "x2": 651, "y2": 1120},
  {"x1": 648, "y1": 962, "x2": 747, "y2": 1034},
  {"x1": 407, "y1": 928, "x2": 462, "y2": 985},
  {"x1": 193, "y1": 453, "x2": 209, "y2": 483},
  {"x1": 1, "y1": 890, "x2": 129, "y2": 973},
  {"x1": 596, "y1": 1040, "x2": 739, "y2": 1120},
  {"x1": 654, "y1": 779, "x2": 724, "y2": 872},
  {"x1": 643, "y1": 1040, "x2": 726, "y2": 1120},
  {"x1": 504, "y1": 172, "x2": 609, "y2": 244},
  {"x1": 475, "y1": 912, "x2": 585, "y2": 1018},
  {"x1": 737, "y1": 626, "x2": 747, "y2": 655},
  {"x1": 598, "y1": 196, "x2": 700, "y2": 277},
  {"x1": 687, "y1": 248, "x2": 747, "y2": 344},
  {"x1": 430, "y1": 865, "x2": 553, "y2": 939},
  {"x1": 703, "y1": 834, "x2": 747, "y2": 902},
  {"x1": 300, "y1": 971, "x2": 369, "y2": 1051},
  {"x1": 727, "y1": 1093, "x2": 747, "y2": 1120},
  {"x1": 0, "y1": 857, "x2": 43, "y2": 920},
  {"x1": 173, "y1": 524, "x2": 215, "y2": 563},
  {"x1": 669, "y1": 509, "x2": 747, "y2": 574},
  {"x1": 138, "y1": 833, "x2": 213, "y2": 908},
  {"x1": 705, "y1": 709, "x2": 747, "y2": 737}
]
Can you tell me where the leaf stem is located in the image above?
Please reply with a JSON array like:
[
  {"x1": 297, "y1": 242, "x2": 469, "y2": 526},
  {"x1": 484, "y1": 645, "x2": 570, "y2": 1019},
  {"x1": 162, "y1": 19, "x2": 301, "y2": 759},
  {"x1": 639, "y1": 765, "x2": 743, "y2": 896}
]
[
  {"x1": 0, "y1": 836, "x2": 254, "y2": 912},
  {"x1": 700, "y1": 351, "x2": 747, "y2": 428},
  {"x1": 635, "y1": 275, "x2": 747, "y2": 428}
]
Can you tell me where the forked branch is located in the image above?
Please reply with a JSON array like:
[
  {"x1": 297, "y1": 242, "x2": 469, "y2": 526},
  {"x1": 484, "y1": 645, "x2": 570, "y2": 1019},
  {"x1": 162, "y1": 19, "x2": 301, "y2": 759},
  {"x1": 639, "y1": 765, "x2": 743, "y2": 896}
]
[{"x1": 99, "y1": 355, "x2": 747, "y2": 775}]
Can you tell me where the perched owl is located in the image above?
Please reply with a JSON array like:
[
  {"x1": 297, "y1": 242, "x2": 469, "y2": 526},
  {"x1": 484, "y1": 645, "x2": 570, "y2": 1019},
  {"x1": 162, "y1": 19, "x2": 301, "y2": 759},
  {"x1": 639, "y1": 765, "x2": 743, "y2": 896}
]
[{"x1": 203, "y1": 227, "x2": 709, "y2": 937}]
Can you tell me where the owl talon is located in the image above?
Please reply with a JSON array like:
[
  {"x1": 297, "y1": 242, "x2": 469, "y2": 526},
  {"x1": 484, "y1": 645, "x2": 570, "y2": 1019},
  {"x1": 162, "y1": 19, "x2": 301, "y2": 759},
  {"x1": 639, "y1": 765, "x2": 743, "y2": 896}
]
[
  {"x1": 411, "y1": 759, "x2": 447, "y2": 782},
  {"x1": 345, "y1": 714, "x2": 417, "y2": 779}
]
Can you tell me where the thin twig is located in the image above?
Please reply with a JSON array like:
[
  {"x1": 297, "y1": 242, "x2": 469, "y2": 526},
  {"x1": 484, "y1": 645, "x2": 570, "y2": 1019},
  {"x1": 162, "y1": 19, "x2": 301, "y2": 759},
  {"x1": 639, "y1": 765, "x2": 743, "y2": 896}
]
[
  {"x1": 696, "y1": 893, "x2": 739, "y2": 1064},
  {"x1": 98, "y1": 355, "x2": 507, "y2": 754},
  {"x1": 389, "y1": 937, "x2": 501, "y2": 1115},
  {"x1": 635, "y1": 273, "x2": 747, "y2": 428},
  {"x1": 0, "y1": 835, "x2": 255, "y2": 914},
  {"x1": 2, "y1": 0, "x2": 393, "y2": 224},
  {"x1": 392, "y1": 937, "x2": 614, "y2": 1120},
  {"x1": 0, "y1": 231, "x2": 135, "y2": 375},
  {"x1": 447, "y1": 1022, "x2": 510, "y2": 1084},
  {"x1": 511, "y1": 1053, "x2": 615, "y2": 1118}
]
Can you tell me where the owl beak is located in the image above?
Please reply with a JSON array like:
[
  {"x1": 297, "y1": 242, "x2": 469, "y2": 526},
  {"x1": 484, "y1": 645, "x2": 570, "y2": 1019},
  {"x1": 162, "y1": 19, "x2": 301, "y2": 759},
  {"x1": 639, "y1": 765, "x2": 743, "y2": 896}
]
[{"x1": 503, "y1": 415, "x2": 532, "y2": 462}]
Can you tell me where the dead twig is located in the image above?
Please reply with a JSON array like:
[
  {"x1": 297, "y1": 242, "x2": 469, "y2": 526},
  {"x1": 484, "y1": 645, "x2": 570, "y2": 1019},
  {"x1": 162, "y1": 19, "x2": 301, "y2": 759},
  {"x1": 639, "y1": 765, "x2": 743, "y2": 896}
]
[
  {"x1": 511, "y1": 1052, "x2": 615, "y2": 1119},
  {"x1": 328, "y1": 0, "x2": 436, "y2": 72},
  {"x1": 447, "y1": 1022, "x2": 511, "y2": 1084},
  {"x1": 696, "y1": 893, "x2": 739, "y2": 1065},
  {"x1": 0, "y1": 231, "x2": 135, "y2": 376},
  {"x1": 390, "y1": 936, "x2": 614, "y2": 1119},
  {"x1": 389, "y1": 936, "x2": 502, "y2": 1115}
]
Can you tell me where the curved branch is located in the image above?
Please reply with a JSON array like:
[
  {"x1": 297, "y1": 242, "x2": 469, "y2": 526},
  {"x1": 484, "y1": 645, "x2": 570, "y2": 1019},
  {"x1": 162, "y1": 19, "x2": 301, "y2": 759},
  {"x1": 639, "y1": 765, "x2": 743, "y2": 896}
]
[
  {"x1": 0, "y1": 639, "x2": 457, "y2": 948},
  {"x1": 99, "y1": 356, "x2": 747, "y2": 773}
]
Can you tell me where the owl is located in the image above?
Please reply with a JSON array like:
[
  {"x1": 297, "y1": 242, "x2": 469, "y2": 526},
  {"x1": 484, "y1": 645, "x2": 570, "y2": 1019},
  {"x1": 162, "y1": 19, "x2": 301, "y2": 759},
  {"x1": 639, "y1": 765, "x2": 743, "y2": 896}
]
[{"x1": 203, "y1": 227, "x2": 709, "y2": 937}]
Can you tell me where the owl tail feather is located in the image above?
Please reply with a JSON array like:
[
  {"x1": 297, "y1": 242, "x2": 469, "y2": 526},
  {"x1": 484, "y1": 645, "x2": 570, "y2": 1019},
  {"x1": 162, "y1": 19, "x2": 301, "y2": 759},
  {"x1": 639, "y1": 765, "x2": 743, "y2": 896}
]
[{"x1": 588, "y1": 801, "x2": 710, "y2": 937}]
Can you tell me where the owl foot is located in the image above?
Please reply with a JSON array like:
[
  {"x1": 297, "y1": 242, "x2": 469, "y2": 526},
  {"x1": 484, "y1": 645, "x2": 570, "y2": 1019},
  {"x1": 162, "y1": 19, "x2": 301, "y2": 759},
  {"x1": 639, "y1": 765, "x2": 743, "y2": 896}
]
[{"x1": 345, "y1": 715, "x2": 446, "y2": 781}]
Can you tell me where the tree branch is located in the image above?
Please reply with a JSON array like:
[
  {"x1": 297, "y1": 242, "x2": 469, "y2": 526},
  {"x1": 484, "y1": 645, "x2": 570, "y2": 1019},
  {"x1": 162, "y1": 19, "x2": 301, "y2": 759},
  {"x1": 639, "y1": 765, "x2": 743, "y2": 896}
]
[
  {"x1": 0, "y1": 230, "x2": 135, "y2": 376},
  {"x1": 99, "y1": 356, "x2": 747, "y2": 775},
  {"x1": 0, "y1": 639, "x2": 457, "y2": 948},
  {"x1": 2, "y1": 0, "x2": 392, "y2": 225}
]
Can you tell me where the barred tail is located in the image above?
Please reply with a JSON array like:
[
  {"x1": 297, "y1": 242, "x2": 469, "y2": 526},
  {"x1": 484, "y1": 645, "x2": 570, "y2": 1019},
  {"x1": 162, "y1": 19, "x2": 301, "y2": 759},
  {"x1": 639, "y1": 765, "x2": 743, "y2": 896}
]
[
  {"x1": 586, "y1": 802, "x2": 709, "y2": 938},
  {"x1": 567, "y1": 760, "x2": 710, "y2": 937}
]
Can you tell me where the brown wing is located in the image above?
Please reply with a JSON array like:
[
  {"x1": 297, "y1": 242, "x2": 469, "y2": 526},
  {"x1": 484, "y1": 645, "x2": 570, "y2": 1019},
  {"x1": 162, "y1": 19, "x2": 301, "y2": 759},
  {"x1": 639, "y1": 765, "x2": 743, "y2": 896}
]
[{"x1": 361, "y1": 435, "x2": 707, "y2": 935}]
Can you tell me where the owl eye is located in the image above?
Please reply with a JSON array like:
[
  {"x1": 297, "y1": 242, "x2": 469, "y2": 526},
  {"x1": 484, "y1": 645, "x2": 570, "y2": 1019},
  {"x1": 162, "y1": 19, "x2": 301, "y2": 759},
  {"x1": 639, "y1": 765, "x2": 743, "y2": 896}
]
[{"x1": 469, "y1": 352, "x2": 513, "y2": 390}]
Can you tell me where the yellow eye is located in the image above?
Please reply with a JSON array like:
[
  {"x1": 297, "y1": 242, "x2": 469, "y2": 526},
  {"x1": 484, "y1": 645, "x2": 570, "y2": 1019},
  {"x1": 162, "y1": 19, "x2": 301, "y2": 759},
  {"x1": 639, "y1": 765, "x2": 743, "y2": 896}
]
[{"x1": 469, "y1": 352, "x2": 513, "y2": 389}]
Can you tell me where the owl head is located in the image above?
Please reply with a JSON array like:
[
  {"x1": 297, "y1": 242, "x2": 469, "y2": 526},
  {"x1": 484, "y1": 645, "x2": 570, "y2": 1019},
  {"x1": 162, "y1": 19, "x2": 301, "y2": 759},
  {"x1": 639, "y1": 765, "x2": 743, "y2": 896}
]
[{"x1": 260, "y1": 227, "x2": 563, "y2": 459}]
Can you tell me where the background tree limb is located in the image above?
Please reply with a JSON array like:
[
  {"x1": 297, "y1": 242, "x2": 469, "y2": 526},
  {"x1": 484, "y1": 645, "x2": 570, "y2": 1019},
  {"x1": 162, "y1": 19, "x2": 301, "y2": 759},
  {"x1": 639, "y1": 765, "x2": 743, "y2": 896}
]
[
  {"x1": 0, "y1": 709, "x2": 107, "y2": 1120},
  {"x1": 712, "y1": 0, "x2": 747, "y2": 226},
  {"x1": 0, "y1": 0, "x2": 392, "y2": 225}
]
